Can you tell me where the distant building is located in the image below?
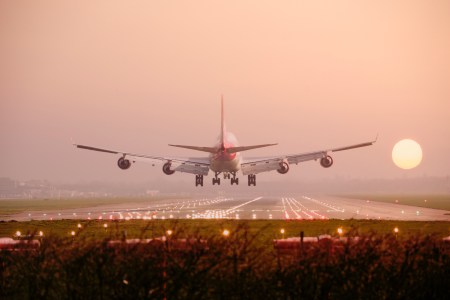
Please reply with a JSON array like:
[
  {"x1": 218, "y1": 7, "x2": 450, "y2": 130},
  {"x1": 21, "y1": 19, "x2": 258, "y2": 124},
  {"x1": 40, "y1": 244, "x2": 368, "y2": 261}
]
[{"x1": 0, "y1": 178, "x2": 21, "y2": 198}]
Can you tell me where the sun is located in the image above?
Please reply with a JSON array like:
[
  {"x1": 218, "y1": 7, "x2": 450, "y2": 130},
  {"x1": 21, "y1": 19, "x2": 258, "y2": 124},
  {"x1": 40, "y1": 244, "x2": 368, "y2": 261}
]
[{"x1": 392, "y1": 139, "x2": 422, "y2": 169}]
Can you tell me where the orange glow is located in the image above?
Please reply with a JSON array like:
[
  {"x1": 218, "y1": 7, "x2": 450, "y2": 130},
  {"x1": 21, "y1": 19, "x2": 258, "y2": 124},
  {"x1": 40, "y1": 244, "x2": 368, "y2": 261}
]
[{"x1": 1, "y1": 1, "x2": 449, "y2": 183}]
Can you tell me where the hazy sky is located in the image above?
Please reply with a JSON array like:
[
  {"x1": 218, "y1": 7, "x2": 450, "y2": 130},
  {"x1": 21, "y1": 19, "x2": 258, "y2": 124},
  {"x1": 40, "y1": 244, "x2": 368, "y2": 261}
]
[{"x1": 1, "y1": 1, "x2": 449, "y2": 184}]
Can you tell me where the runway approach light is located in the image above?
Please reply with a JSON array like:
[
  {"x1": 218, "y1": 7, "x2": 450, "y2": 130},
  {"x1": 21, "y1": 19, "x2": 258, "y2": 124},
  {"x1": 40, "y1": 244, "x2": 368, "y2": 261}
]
[
  {"x1": 103, "y1": 223, "x2": 108, "y2": 229},
  {"x1": 39, "y1": 231, "x2": 44, "y2": 237},
  {"x1": 77, "y1": 223, "x2": 82, "y2": 229},
  {"x1": 222, "y1": 229, "x2": 230, "y2": 237},
  {"x1": 71, "y1": 231, "x2": 75, "y2": 236},
  {"x1": 337, "y1": 228, "x2": 343, "y2": 236},
  {"x1": 394, "y1": 227, "x2": 399, "y2": 234},
  {"x1": 15, "y1": 231, "x2": 21, "y2": 237},
  {"x1": 166, "y1": 230, "x2": 173, "y2": 236}
]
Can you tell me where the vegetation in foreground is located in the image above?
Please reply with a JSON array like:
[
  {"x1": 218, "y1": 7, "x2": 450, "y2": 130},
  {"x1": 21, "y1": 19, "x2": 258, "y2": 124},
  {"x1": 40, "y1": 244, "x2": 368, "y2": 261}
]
[{"x1": 1, "y1": 221, "x2": 450, "y2": 299}]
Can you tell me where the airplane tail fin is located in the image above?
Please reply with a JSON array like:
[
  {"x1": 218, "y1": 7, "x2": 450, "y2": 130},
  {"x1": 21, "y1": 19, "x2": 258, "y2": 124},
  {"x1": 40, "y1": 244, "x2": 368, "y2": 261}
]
[
  {"x1": 169, "y1": 97, "x2": 277, "y2": 155},
  {"x1": 221, "y1": 95, "x2": 225, "y2": 147}
]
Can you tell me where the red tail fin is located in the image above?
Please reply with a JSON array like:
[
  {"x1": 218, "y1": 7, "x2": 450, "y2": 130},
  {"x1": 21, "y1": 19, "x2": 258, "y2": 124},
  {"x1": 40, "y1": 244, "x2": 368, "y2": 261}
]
[{"x1": 221, "y1": 95, "x2": 225, "y2": 147}]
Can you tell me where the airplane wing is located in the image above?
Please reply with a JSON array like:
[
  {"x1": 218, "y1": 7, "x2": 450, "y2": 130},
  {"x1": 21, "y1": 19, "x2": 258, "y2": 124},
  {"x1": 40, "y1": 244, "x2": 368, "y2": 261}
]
[
  {"x1": 74, "y1": 144, "x2": 210, "y2": 175},
  {"x1": 240, "y1": 138, "x2": 376, "y2": 175}
]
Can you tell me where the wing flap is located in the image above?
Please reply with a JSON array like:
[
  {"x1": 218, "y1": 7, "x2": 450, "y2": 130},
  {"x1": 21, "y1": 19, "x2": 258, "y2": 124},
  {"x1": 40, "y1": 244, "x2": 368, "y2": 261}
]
[
  {"x1": 169, "y1": 161, "x2": 210, "y2": 175},
  {"x1": 241, "y1": 159, "x2": 282, "y2": 175},
  {"x1": 286, "y1": 151, "x2": 325, "y2": 164}
]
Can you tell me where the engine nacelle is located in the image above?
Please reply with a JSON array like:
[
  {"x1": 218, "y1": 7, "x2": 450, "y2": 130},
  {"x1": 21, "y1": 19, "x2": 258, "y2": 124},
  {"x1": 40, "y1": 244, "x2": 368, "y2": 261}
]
[
  {"x1": 162, "y1": 162, "x2": 175, "y2": 175},
  {"x1": 117, "y1": 157, "x2": 131, "y2": 170},
  {"x1": 277, "y1": 161, "x2": 290, "y2": 174},
  {"x1": 320, "y1": 155, "x2": 333, "y2": 168}
]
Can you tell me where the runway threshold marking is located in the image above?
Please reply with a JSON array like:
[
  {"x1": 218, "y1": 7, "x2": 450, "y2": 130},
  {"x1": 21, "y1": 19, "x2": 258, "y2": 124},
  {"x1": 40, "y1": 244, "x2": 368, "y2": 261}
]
[
  {"x1": 281, "y1": 198, "x2": 290, "y2": 219},
  {"x1": 282, "y1": 198, "x2": 301, "y2": 219},
  {"x1": 290, "y1": 198, "x2": 327, "y2": 219},
  {"x1": 303, "y1": 196, "x2": 344, "y2": 212}
]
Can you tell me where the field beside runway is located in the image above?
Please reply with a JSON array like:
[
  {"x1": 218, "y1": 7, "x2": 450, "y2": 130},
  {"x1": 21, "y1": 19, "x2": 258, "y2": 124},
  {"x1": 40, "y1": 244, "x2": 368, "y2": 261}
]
[
  {"x1": 0, "y1": 196, "x2": 185, "y2": 218},
  {"x1": 339, "y1": 194, "x2": 450, "y2": 211},
  {"x1": 1, "y1": 219, "x2": 449, "y2": 241}
]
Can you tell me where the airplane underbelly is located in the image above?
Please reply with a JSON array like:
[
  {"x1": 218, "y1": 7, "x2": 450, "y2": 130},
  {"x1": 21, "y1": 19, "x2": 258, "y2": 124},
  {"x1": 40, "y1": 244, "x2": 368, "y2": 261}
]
[{"x1": 210, "y1": 156, "x2": 241, "y2": 172}]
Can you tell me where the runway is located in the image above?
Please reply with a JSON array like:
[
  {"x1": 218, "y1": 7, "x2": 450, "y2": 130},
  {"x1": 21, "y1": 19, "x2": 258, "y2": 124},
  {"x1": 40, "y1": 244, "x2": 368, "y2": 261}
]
[{"x1": 5, "y1": 194, "x2": 450, "y2": 221}]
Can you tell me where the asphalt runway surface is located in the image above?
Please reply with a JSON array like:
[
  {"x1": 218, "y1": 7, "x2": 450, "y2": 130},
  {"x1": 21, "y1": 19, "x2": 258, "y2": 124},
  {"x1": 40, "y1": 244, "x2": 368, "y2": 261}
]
[{"x1": 4, "y1": 194, "x2": 450, "y2": 221}]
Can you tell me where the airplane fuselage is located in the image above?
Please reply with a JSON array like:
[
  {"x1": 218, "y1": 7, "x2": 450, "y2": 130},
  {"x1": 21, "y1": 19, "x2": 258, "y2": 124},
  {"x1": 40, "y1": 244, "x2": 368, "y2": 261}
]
[{"x1": 209, "y1": 133, "x2": 241, "y2": 173}]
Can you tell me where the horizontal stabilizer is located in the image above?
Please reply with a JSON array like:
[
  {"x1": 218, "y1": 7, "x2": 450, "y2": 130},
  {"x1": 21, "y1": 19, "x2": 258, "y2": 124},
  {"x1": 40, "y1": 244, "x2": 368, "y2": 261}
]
[
  {"x1": 169, "y1": 144, "x2": 217, "y2": 153},
  {"x1": 227, "y1": 143, "x2": 277, "y2": 154}
]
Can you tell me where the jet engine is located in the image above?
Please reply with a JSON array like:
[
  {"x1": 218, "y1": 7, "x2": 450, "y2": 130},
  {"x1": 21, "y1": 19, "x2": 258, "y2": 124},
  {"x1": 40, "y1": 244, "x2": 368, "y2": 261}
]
[
  {"x1": 277, "y1": 161, "x2": 290, "y2": 174},
  {"x1": 117, "y1": 157, "x2": 131, "y2": 170},
  {"x1": 320, "y1": 155, "x2": 333, "y2": 168},
  {"x1": 162, "y1": 162, "x2": 175, "y2": 175}
]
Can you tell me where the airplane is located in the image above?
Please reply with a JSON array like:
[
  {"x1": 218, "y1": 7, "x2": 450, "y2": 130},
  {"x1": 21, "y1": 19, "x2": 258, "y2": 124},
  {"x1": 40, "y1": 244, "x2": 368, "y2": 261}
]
[{"x1": 74, "y1": 97, "x2": 376, "y2": 187}]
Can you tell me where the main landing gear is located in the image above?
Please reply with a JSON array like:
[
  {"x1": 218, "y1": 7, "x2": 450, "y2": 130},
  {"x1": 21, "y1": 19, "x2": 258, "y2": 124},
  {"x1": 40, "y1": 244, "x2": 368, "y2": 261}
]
[
  {"x1": 248, "y1": 174, "x2": 256, "y2": 186},
  {"x1": 195, "y1": 172, "x2": 247, "y2": 186},
  {"x1": 212, "y1": 172, "x2": 221, "y2": 185},
  {"x1": 208, "y1": 172, "x2": 240, "y2": 186},
  {"x1": 230, "y1": 172, "x2": 239, "y2": 185},
  {"x1": 195, "y1": 175, "x2": 203, "y2": 187}
]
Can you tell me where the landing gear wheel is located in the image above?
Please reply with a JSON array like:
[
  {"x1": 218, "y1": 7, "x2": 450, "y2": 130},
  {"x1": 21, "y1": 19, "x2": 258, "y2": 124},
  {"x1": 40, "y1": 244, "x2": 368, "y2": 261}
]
[
  {"x1": 248, "y1": 174, "x2": 256, "y2": 186},
  {"x1": 195, "y1": 175, "x2": 204, "y2": 187},
  {"x1": 230, "y1": 172, "x2": 239, "y2": 185},
  {"x1": 212, "y1": 172, "x2": 221, "y2": 185}
]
